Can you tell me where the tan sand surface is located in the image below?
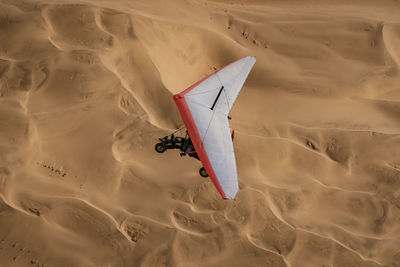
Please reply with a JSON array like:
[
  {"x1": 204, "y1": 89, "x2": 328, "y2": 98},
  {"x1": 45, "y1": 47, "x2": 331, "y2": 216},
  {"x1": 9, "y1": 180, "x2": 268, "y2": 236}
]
[{"x1": 1, "y1": 0, "x2": 400, "y2": 266}]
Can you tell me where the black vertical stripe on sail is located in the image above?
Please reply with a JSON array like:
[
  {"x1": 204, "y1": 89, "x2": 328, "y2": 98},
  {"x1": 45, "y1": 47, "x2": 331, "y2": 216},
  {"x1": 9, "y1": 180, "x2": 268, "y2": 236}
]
[{"x1": 210, "y1": 86, "x2": 224, "y2": 110}]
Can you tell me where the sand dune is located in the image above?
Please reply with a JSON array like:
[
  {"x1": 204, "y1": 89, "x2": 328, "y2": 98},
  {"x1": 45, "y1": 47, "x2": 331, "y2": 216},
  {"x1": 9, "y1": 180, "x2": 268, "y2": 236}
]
[{"x1": 1, "y1": 0, "x2": 400, "y2": 266}]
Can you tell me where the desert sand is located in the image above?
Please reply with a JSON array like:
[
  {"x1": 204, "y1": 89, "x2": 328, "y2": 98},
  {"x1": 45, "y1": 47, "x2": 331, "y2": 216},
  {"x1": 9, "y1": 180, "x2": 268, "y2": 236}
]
[{"x1": 1, "y1": 0, "x2": 400, "y2": 266}]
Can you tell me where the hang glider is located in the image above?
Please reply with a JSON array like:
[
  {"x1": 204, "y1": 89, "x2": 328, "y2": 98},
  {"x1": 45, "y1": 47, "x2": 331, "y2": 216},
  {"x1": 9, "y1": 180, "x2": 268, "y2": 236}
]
[{"x1": 172, "y1": 56, "x2": 256, "y2": 199}]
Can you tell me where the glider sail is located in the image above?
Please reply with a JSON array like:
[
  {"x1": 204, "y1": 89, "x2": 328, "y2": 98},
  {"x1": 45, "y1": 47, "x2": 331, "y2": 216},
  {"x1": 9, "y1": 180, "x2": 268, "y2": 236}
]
[{"x1": 173, "y1": 56, "x2": 256, "y2": 199}]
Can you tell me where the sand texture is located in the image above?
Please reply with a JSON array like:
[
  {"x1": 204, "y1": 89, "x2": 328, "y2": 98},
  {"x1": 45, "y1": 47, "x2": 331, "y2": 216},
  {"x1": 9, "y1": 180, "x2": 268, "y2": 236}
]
[{"x1": 1, "y1": 0, "x2": 400, "y2": 266}]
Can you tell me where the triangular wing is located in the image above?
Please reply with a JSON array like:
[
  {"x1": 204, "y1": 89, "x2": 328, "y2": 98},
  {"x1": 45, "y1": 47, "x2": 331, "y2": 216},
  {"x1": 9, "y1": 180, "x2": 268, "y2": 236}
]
[{"x1": 173, "y1": 56, "x2": 256, "y2": 199}]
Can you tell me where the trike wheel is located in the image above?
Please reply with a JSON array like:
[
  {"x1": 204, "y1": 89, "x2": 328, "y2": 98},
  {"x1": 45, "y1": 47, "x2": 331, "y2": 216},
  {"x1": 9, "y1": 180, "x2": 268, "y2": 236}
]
[
  {"x1": 155, "y1": 143, "x2": 166, "y2": 153},
  {"x1": 199, "y1": 167, "x2": 208, "y2": 178}
]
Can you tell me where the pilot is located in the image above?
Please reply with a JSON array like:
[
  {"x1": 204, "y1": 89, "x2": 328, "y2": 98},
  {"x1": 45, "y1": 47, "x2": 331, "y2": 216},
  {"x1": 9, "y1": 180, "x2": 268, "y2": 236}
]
[{"x1": 181, "y1": 137, "x2": 199, "y2": 159}]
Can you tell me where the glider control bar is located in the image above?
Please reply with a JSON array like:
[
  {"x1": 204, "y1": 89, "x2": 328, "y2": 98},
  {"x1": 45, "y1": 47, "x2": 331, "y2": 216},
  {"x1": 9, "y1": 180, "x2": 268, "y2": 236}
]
[{"x1": 210, "y1": 86, "x2": 224, "y2": 110}]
